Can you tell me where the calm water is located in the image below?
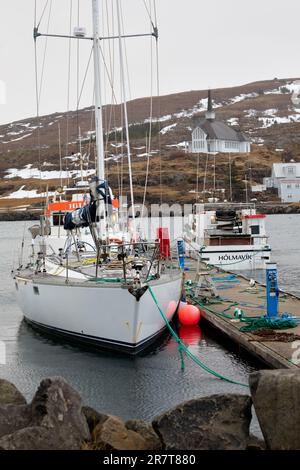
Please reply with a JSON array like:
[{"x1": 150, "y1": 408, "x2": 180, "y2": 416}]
[{"x1": 0, "y1": 215, "x2": 299, "y2": 424}]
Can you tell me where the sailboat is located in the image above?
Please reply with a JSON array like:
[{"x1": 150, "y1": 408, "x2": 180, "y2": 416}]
[{"x1": 13, "y1": 0, "x2": 183, "y2": 353}]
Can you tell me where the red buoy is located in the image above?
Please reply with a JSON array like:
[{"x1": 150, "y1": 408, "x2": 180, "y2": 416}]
[
  {"x1": 179, "y1": 325, "x2": 202, "y2": 345},
  {"x1": 178, "y1": 304, "x2": 201, "y2": 326}
]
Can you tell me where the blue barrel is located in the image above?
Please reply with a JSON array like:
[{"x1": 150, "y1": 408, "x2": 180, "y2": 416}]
[
  {"x1": 177, "y1": 239, "x2": 185, "y2": 270},
  {"x1": 266, "y1": 262, "x2": 279, "y2": 317}
]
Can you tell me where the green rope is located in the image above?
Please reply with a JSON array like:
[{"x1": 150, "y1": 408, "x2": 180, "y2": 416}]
[
  {"x1": 239, "y1": 317, "x2": 297, "y2": 332},
  {"x1": 91, "y1": 277, "x2": 125, "y2": 282},
  {"x1": 185, "y1": 285, "x2": 238, "y2": 319},
  {"x1": 191, "y1": 296, "x2": 236, "y2": 319},
  {"x1": 186, "y1": 287, "x2": 297, "y2": 332},
  {"x1": 148, "y1": 287, "x2": 248, "y2": 387},
  {"x1": 90, "y1": 275, "x2": 156, "y2": 283}
]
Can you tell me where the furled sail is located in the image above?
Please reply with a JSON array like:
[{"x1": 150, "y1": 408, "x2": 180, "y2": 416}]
[{"x1": 64, "y1": 178, "x2": 112, "y2": 230}]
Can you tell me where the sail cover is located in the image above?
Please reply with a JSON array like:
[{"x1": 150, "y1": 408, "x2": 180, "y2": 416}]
[{"x1": 64, "y1": 178, "x2": 112, "y2": 230}]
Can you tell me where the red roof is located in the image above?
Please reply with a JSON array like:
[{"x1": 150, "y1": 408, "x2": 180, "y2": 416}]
[{"x1": 242, "y1": 214, "x2": 266, "y2": 219}]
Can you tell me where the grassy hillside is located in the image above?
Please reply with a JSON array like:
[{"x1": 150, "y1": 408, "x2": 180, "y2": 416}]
[{"x1": 1, "y1": 77, "x2": 300, "y2": 209}]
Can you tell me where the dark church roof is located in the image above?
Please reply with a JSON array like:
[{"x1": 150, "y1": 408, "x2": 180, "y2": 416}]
[
  {"x1": 196, "y1": 118, "x2": 248, "y2": 142},
  {"x1": 193, "y1": 90, "x2": 248, "y2": 142}
]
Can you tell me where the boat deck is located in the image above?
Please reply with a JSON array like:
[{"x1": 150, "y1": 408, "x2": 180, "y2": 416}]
[{"x1": 185, "y1": 261, "x2": 300, "y2": 369}]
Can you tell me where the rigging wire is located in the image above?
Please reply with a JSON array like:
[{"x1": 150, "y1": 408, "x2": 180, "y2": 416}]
[
  {"x1": 38, "y1": 0, "x2": 53, "y2": 105},
  {"x1": 100, "y1": 1, "x2": 112, "y2": 193},
  {"x1": 76, "y1": 0, "x2": 80, "y2": 151},
  {"x1": 203, "y1": 152, "x2": 209, "y2": 194},
  {"x1": 34, "y1": 0, "x2": 44, "y2": 186},
  {"x1": 104, "y1": 0, "x2": 117, "y2": 159},
  {"x1": 151, "y1": 0, "x2": 163, "y2": 209},
  {"x1": 119, "y1": 1, "x2": 132, "y2": 102},
  {"x1": 87, "y1": 89, "x2": 95, "y2": 175},
  {"x1": 76, "y1": 46, "x2": 94, "y2": 109},
  {"x1": 101, "y1": 0, "x2": 108, "y2": 147},
  {"x1": 116, "y1": 0, "x2": 136, "y2": 232},
  {"x1": 65, "y1": 0, "x2": 73, "y2": 186},
  {"x1": 58, "y1": 122, "x2": 63, "y2": 188},
  {"x1": 101, "y1": 1, "x2": 112, "y2": 186},
  {"x1": 141, "y1": 0, "x2": 155, "y2": 220},
  {"x1": 105, "y1": 0, "x2": 123, "y2": 200},
  {"x1": 36, "y1": 0, "x2": 50, "y2": 29},
  {"x1": 196, "y1": 152, "x2": 200, "y2": 203}
]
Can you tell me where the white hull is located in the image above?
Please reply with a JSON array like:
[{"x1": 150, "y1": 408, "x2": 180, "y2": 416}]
[
  {"x1": 189, "y1": 244, "x2": 271, "y2": 270},
  {"x1": 14, "y1": 274, "x2": 182, "y2": 353}
]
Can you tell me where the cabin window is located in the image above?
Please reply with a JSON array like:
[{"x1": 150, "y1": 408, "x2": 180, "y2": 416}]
[
  {"x1": 33, "y1": 286, "x2": 39, "y2": 295},
  {"x1": 251, "y1": 225, "x2": 260, "y2": 235},
  {"x1": 53, "y1": 212, "x2": 65, "y2": 226}
]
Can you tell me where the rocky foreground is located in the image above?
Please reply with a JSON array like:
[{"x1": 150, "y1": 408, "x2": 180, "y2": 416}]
[{"x1": 0, "y1": 370, "x2": 299, "y2": 450}]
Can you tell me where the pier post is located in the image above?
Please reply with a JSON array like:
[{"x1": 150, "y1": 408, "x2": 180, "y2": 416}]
[{"x1": 266, "y1": 262, "x2": 279, "y2": 317}]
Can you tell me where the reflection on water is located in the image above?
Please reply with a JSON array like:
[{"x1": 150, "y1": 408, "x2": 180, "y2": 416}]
[{"x1": 178, "y1": 325, "x2": 203, "y2": 345}]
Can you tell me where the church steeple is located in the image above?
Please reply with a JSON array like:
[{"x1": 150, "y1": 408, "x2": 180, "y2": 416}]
[{"x1": 205, "y1": 89, "x2": 215, "y2": 120}]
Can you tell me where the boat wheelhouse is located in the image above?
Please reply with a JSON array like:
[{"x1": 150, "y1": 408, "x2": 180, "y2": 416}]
[{"x1": 187, "y1": 204, "x2": 271, "y2": 270}]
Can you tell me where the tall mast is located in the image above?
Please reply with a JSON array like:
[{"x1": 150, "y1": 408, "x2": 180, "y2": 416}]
[{"x1": 92, "y1": 0, "x2": 105, "y2": 181}]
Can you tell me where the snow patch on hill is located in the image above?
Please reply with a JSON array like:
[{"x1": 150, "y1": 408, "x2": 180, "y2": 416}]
[
  {"x1": 144, "y1": 91, "x2": 261, "y2": 125},
  {"x1": 244, "y1": 109, "x2": 257, "y2": 117},
  {"x1": 1, "y1": 185, "x2": 56, "y2": 199},
  {"x1": 160, "y1": 123, "x2": 177, "y2": 134},
  {"x1": 2, "y1": 133, "x2": 32, "y2": 144},
  {"x1": 227, "y1": 92, "x2": 259, "y2": 104},
  {"x1": 4, "y1": 166, "x2": 95, "y2": 180},
  {"x1": 227, "y1": 117, "x2": 239, "y2": 126},
  {"x1": 258, "y1": 114, "x2": 300, "y2": 128},
  {"x1": 263, "y1": 108, "x2": 278, "y2": 116}
]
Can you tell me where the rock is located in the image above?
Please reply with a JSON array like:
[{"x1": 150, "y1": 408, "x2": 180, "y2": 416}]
[
  {"x1": 249, "y1": 370, "x2": 300, "y2": 450},
  {"x1": 125, "y1": 420, "x2": 162, "y2": 450},
  {"x1": 0, "y1": 426, "x2": 63, "y2": 450},
  {"x1": 82, "y1": 406, "x2": 109, "y2": 433},
  {"x1": 0, "y1": 405, "x2": 32, "y2": 438},
  {"x1": 92, "y1": 416, "x2": 150, "y2": 450},
  {"x1": 246, "y1": 434, "x2": 266, "y2": 450},
  {"x1": 31, "y1": 376, "x2": 90, "y2": 449},
  {"x1": 152, "y1": 394, "x2": 252, "y2": 450},
  {"x1": 0, "y1": 379, "x2": 26, "y2": 406}
]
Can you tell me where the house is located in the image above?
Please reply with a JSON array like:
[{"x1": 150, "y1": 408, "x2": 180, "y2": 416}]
[
  {"x1": 264, "y1": 162, "x2": 300, "y2": 202},
  {"x1": 190, "y1": 90, "x2": 251, "y2": 154}
]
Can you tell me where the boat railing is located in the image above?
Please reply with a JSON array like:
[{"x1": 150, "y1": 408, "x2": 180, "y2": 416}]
[{"x1": 62, "y1": 239, "x2": 177, "y2": 285}]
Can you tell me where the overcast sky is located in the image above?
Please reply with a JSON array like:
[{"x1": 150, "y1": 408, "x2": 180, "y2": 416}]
[{"x1": 0, "y1": 0, "x2": 300, "y2": 125}]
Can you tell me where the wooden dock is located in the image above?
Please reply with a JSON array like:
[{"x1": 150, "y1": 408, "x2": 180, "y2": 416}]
[{"x1": 184, "y1": 261, "x2": 300, "y2": 369}]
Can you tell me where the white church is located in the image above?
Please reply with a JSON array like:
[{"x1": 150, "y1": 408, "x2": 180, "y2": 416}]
[{"x1": 190, "y1": 90, "x2": 251, "y2": 154}]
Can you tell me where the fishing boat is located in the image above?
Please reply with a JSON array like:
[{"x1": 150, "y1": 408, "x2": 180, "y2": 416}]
[
  {"x1": 14, "y1": 0, "x2": 183, "y2": 353},
  {"x1": 186, "y1": 203, "x2": 271, "y2": 270}
]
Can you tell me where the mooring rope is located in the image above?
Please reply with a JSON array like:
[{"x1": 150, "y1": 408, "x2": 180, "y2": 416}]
[{"x1": 148, "y1": 287, "x2": 248, "y2": 387}]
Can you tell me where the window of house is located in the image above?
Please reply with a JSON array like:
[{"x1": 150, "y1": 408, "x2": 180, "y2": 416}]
[
  {"x1": 288, "y1": 166, "x2": 295, "y2": 175},
  {"x1": 251, "y1": 225, "x2": 260, "y2": 235}
]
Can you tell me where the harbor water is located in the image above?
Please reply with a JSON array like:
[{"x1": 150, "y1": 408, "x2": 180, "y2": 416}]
[{"x1": 0, "y1": 215, "x2": 299, "y2": 424}]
